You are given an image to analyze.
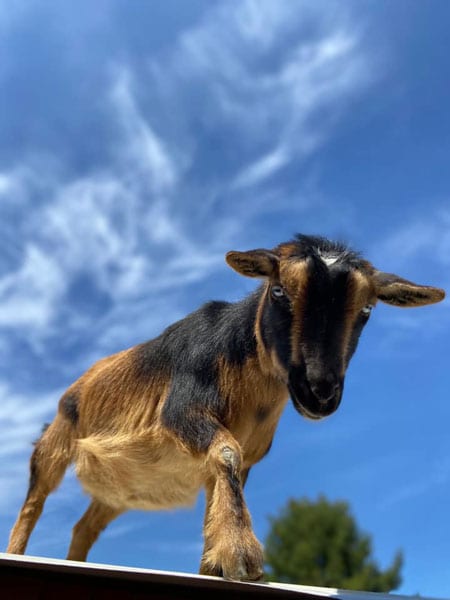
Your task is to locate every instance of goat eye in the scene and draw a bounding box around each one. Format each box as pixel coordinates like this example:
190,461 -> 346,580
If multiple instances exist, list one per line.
361,304 -> 374,316
271,285 -> 285,299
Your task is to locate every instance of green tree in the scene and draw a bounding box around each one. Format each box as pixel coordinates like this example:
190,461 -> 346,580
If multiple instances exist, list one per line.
265,496 -> 403,592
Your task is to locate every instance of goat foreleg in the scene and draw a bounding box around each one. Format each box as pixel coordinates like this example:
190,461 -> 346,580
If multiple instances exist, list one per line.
199,432 -> 263,581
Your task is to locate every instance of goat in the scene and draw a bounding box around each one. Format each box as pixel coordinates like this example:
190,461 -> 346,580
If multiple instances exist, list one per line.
7,234 -> 445,581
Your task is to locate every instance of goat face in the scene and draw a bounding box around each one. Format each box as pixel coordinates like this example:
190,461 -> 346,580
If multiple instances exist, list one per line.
226,235 -> 445,421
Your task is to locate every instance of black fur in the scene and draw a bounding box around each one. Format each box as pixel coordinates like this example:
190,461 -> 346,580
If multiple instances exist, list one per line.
225,462 -> 245,523
163,373 -> 223,453
377,290 -> 428,305
255,405 -> 270,423
346,312 -> 370,364
61,391 -> 80,425
133,338 -> 172,381
281,234 -> 366,270
138,235 -> 370,448
134,293 -> 260,453
301,261 -> 350,375
275,238 -> 371,418
259,287 -> 292,370
25,450 -> 39,501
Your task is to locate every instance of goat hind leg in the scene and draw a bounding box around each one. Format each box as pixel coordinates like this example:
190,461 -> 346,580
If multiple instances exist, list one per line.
67,499 -> 122,561
7,417 -> 73,554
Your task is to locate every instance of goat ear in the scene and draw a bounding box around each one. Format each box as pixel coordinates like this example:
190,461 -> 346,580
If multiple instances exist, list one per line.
226,249 -> 279,279
373,271 -> 445,307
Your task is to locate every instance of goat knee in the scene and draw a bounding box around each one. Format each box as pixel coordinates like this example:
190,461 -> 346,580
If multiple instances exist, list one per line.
207,436 -> 243,478
220,445 -> 241,472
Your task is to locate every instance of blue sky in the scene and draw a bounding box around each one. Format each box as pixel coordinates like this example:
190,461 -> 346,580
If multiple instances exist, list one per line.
1,0 -> 449,596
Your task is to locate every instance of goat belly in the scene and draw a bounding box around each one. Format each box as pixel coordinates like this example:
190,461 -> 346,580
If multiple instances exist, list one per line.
74,435 -> 204,511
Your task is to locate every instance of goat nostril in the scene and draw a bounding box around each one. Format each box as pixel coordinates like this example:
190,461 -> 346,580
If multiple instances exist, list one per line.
311,380 -> 338,404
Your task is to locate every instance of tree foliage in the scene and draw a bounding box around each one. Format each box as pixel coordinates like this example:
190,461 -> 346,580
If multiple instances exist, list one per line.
265,496 -> 403,592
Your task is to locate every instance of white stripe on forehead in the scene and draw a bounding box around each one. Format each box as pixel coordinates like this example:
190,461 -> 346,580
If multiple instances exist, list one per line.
316,248 -> 342,267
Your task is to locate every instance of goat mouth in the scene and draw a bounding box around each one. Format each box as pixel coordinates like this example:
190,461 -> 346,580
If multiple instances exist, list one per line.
288,383 -> 341,421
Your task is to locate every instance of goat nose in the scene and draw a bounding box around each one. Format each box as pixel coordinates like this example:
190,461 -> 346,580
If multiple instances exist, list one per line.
310,380 -> 339,404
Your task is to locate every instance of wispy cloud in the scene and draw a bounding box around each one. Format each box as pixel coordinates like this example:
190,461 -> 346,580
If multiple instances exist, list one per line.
0,380 -> 60,515
232,146 -> 289,190
0,245 -> 64,330
110,69 -> 178,194
374,207 -> 450,273
0,0 -> 373,347
362,207 -> 450,353
0,0 -> 378,542
152,1 -> 372,194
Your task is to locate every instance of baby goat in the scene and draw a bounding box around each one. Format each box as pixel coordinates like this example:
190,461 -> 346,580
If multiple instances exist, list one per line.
7,235 -> 445,580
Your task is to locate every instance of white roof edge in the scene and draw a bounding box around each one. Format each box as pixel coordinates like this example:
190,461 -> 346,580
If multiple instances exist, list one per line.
0,553 -> 442,600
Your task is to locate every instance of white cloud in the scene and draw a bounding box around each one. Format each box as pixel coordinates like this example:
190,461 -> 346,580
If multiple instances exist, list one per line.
0,244 -> 64,329
110,69 -> 178,194
355,205 -> 449,359
0,381 -> 60,512
0,382 -> 57,442
0,0 -> 379,525
0,172 -> 21,198
41,175 -> 140,294
374,208 -> 450,270
232,0 -> 299,48
232,146 -> 288,189
151,0 -> 372,197
0,78 -> 225,344
0,0 -> 379,353
369,208 -> 450,344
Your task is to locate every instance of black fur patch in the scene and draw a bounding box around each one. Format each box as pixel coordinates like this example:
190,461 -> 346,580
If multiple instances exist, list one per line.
279,234 -> 366,270
259,290 -> 292,370
377,291 -> 426,305
300,260 -> 350,375
25,451 -> 38,501
226,462 -> 245,523
135,293 -> 261,453
201,296 -> 259,366
255,405 -> 270,423
346,312 -> 370,364
162,373 -> 223,453
61,391 -> 80,425
133,338 -> 172,382
140,294 -> 258,370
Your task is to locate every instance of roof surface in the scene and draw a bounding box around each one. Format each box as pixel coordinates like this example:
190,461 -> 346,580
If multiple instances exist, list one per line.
0,553 -> 441,600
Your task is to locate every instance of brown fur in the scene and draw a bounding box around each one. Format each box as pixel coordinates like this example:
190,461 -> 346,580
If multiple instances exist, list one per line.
7,345 -> 287,576
7,237 -> 445,581
200,433 -> 264,580
341,270 -> 377,371
254,285 -> 277,376
7,415 -> 74,555
218,355 -> 288,468
279,261 -> 309,365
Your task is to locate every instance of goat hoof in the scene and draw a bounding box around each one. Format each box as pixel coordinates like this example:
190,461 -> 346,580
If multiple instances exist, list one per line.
223,557 -> 264,582
200,548 -> 264,582
222,536 -> 265,582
